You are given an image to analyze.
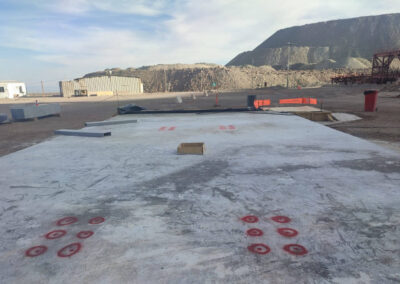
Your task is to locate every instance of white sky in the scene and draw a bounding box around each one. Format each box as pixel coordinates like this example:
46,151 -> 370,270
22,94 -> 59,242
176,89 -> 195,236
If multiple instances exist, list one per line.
1,0 -> 400,91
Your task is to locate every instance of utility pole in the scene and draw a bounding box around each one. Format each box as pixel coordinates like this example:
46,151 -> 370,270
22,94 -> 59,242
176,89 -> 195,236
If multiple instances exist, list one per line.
41,80 -> 45,96
164,69 -> 167,92
287,42 -> 291,89
107,70 -> 120,108
200,69 -> 203,92
107,70 -> 113,95
251,58 -> 254,89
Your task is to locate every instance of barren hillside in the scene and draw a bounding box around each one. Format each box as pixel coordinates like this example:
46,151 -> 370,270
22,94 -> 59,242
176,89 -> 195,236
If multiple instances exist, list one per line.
227,13 -> 400,69
84,64 -> 343,93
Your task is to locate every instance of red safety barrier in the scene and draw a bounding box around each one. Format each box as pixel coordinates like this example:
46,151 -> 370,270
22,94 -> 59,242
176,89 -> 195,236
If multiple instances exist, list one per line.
254,99 -> 271,108
279,98 -> 317,105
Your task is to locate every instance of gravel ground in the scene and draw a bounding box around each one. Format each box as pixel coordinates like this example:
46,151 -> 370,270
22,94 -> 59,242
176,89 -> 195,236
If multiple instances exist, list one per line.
1,85 -> 399,157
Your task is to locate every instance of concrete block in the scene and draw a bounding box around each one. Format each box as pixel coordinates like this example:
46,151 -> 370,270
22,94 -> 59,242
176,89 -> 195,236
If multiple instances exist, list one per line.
10,104 -> 61,120
54,129 -> 111,137
0,113 -> 8,124
177,143 -> 205,155
295,111 -> 335,122
247,95 -> 256,108
331,113 -> 361,122
85,119 -> 137,127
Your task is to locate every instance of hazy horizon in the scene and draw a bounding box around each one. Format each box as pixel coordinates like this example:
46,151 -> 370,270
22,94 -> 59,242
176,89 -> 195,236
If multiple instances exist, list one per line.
1,0 -> 400,92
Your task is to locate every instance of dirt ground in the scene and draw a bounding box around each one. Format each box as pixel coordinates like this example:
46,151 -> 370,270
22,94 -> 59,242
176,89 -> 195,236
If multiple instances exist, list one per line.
1,86 -> 399,157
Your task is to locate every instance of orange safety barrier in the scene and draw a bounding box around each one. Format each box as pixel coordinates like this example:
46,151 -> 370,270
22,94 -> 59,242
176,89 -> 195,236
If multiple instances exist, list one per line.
308,98 -> 318,105
279,98 -> 318,105
254,99 -> 271,108
279,98 -> 303,104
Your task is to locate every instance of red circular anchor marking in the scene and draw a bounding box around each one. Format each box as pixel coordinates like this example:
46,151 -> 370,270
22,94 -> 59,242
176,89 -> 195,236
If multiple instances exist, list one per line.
246,228 -> 264,237
88,217 -> 105,224
277,228 -> 298,238
25,246 -> 47,257
283,244 -> 308,256
45,230 -> 67,240
241,215 -> 259,223
56,217 -> 78,226
271,216 -> 291,224
77,231 -> 94,239
57,243 -> 82,257
248,243 -> 271,255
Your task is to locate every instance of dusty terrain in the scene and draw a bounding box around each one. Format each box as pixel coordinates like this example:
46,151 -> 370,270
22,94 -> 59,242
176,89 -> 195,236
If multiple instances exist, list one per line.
85,64 -> 341,92
0,86 -> 399,157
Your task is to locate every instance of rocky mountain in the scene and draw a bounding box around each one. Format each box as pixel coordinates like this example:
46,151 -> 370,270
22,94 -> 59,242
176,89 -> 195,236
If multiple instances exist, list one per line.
227,13 -> 400,70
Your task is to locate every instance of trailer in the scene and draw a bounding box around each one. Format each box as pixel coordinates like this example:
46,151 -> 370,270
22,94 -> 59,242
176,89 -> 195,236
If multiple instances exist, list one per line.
0,81 -> 27,99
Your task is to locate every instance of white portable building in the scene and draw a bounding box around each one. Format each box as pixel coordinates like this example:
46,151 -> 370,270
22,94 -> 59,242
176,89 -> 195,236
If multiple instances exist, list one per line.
0,81 -> 27,99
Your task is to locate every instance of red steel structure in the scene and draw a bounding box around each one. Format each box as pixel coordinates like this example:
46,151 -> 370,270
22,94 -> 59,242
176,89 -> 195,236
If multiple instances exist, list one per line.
332,50 -> 400,85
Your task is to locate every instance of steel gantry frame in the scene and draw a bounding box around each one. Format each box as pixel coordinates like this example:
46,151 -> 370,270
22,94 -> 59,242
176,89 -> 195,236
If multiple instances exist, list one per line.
332,49 -> 400,85
371,50 -> 400,79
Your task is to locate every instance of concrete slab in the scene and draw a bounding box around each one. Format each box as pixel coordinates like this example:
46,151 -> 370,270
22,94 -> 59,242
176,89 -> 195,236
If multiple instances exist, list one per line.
331,113 -> 362,123
379,92 -> 400,98
10,103 -> 61,121
322,113 -> 362,126
263,106 -> 334,121
0,113 -> 9,124
369,139 -> 400,155
295,111 -> 334,122
85,119 -> 137,127
54,129 -> 111,137
264,106 -> 322,112
0,112 -> 399,283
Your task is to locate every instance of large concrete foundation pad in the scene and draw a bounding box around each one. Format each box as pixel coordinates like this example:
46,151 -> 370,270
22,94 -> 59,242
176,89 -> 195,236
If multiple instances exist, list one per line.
0,112 -> 399,283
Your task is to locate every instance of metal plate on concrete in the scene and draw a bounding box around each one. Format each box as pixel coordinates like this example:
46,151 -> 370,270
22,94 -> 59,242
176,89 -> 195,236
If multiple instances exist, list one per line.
54,129 -> 111,137
85,119 -> 137,127
0,112 -> 399,283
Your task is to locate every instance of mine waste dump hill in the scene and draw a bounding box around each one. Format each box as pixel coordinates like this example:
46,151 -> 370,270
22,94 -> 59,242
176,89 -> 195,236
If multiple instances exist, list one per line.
84,64 -> 342,93
227,13 -> 400,70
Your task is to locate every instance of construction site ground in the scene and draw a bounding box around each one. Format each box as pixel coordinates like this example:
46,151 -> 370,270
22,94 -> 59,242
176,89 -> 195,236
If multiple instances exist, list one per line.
1,111 -> 399,283
1,85 -> 400,157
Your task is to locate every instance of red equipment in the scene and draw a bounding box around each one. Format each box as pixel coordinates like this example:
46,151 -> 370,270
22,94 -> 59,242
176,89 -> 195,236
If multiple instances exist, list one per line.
364,90 -> 378,112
